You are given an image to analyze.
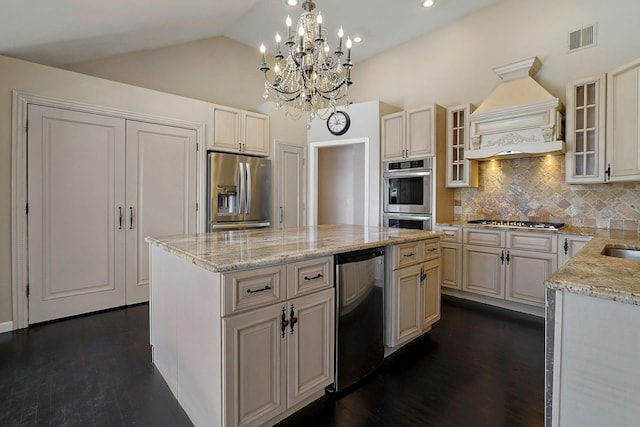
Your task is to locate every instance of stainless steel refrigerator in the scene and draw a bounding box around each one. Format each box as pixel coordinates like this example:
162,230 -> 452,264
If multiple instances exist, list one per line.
207,152 -> 271,230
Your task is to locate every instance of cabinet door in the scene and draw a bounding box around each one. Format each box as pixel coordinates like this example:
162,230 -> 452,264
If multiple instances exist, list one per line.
211,105 -> 241,152
440,242 -> 462,290
421,263 -> 440,330
125,121 -> 197,304
243,111 -> 270,156
223,303 -> 286,426
558,235 -> 592,267
388,263 -> 423,347
446,104 -> 478,188
565,75 -> 606,183
607,58 -> 640,182
406,106 -> 435,158
463,244 -> 505,298
27,105 -> 126,324
381,111 -> 406,161
287,289 -> 335,408
505,249 -> 557,306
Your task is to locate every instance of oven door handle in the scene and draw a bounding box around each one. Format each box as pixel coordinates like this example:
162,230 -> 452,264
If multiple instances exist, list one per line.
384,214 -> 432,221
383,171 -> 431,179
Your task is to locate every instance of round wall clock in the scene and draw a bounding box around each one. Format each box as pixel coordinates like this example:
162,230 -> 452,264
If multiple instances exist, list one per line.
327,111 -> 351,136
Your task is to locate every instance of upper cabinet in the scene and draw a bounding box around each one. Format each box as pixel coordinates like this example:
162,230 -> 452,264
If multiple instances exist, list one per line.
446,104 -> 478,188
606,57 -> 640,182
566,57 -> 640,183
209,104 -> 270,157
381,105 -> 444,162
565,75 -> 607,183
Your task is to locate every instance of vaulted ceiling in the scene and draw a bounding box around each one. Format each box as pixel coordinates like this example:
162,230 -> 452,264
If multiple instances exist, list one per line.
0,0 -> 499,67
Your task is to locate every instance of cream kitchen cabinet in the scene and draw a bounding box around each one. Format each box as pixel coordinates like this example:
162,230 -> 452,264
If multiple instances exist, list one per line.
385,238 -> 441,350
566,57 -> 640,183
150,250 -> 334,427
27,105 -> 197,323
462,229 -> 557,307
446,104 -> 478,188
381,105 -> 445,161
606,57 -> 640,181
565,74 -> 607,183
558,234 -> 592,267
223,288 -> 334,426
209,104 -> 270,156
439,226 -> 462,290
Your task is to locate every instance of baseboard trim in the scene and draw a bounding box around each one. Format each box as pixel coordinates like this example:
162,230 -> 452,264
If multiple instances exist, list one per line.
0,320 -> 14,334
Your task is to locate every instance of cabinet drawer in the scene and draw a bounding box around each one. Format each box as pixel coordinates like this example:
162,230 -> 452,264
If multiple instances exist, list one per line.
440,227 -> 461,243
423,240 -> 441,261
507,232 -> 557,253
393,241 -> 425,269
287,256 -> 334,298
222,265 -> 286,316
463,228 -> 505,247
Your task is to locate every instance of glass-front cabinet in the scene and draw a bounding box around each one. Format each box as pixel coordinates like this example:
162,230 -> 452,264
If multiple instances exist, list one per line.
446,104 -> 478,188
565,74 -> 606,183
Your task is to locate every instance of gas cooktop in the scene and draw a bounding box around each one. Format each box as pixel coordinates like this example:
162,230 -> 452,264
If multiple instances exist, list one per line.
466,219 -> 565,230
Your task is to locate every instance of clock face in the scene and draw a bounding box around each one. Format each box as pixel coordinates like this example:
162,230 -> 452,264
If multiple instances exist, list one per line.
327,111 -> 350,136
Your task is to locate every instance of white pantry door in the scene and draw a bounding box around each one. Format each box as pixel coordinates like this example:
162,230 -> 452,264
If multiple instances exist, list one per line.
27,105 -> 126,323
125,121 -> 197,304
275,142 -> 306,228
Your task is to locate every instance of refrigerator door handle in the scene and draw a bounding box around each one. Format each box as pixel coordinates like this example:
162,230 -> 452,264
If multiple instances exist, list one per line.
245,163 -> 252,214
237,162 -> 245,214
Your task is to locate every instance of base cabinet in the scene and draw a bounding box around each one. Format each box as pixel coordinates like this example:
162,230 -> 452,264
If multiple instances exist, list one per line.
461,229 -> 558,308
150,248 -> 334,427
223,289 -> 334,426
558,234 -> 592,267
385,239 -> 441,350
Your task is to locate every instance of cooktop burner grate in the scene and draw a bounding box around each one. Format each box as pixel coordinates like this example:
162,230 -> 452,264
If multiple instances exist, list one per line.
466,219 -> 565,229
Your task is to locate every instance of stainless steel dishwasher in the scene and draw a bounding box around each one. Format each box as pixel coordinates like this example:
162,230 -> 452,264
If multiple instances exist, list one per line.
329,247 -> 385,393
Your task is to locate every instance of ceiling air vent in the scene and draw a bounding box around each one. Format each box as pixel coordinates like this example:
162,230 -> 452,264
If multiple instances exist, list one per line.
568,24 -> 597,52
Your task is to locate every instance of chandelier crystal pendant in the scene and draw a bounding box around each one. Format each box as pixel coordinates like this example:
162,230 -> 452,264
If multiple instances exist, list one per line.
259,0 -> 353,129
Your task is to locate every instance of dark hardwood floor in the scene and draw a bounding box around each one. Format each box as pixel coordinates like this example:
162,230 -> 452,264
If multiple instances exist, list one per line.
0,296 -> 544,427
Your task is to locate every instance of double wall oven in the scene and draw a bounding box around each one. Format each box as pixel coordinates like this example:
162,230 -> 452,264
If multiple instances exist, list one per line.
382,158 -> 433,230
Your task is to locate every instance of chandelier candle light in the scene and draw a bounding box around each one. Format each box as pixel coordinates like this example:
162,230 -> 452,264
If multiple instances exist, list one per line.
259,0 -> 353,128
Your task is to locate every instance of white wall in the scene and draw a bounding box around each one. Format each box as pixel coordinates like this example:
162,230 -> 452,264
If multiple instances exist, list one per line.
65,36 -> 266,111
351,0 -> 640,109
0,54 -> 210,324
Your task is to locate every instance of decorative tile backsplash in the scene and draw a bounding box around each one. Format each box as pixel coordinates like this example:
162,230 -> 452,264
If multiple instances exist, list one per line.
454,155 -> 640,230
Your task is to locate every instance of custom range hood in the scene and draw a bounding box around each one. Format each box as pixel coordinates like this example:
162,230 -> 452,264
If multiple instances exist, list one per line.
467,57 -> 565,160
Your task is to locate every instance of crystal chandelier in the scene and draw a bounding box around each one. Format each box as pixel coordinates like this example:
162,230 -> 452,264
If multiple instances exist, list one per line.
259,0 -> 353,129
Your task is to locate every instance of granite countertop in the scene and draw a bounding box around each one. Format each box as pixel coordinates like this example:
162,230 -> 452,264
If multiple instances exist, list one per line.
545,230 -> 640,305
146,224 -> 442,273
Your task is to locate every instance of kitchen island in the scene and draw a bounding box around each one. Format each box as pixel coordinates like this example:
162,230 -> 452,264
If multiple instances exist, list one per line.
146,224 -> 441,427
544,229 -> 640,427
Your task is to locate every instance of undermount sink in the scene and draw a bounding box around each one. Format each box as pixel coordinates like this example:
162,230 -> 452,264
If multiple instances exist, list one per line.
601,245 -> 640,260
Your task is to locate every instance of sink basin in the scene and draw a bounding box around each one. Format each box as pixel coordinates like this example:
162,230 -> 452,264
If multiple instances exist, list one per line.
601,245 -> 640,260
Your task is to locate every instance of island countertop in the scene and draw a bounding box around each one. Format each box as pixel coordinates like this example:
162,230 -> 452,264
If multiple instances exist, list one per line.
146,224 -> 442,273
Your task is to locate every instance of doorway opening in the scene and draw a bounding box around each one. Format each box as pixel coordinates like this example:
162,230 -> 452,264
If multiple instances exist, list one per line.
308,138 -> 370,226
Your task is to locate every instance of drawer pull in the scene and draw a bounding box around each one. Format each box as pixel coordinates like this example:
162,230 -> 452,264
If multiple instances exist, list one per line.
304,273 -> 323,281
427,247 -> 438,252
403,252 -> 415,257
444,232 -> 455,237
246,285 -> 271,294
